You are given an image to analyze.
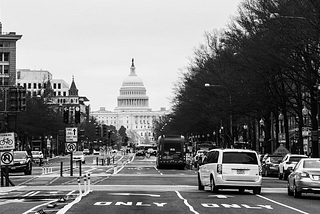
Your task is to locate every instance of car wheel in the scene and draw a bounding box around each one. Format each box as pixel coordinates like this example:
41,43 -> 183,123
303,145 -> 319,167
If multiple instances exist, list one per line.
278,170 -> 283,180
239,188 -> 245,193
253,187 -> 261,194
293,182 -> 302,198
287,183 -> 294,196
24,163 -> 32,175
210,176 -> 218,193
198,173 -> 204,190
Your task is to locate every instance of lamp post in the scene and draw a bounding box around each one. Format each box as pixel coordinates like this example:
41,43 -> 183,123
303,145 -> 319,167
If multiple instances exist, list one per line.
302,106 -> 309,155
278,113 -> 284,149
205,83 -> 233,148
259,118 -> 265,154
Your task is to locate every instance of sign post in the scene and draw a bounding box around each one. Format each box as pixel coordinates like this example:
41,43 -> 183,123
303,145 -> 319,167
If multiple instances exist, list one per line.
65,127 -> 78,176
0,132 -> 15,187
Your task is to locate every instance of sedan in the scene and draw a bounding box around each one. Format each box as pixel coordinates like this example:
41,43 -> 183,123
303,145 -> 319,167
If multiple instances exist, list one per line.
262,155 -> 283,177
8,151 -> 32,175
287,158 -> 320,198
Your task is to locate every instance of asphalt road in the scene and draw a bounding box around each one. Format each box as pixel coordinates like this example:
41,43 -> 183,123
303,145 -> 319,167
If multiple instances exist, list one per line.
1,153 -> 320,214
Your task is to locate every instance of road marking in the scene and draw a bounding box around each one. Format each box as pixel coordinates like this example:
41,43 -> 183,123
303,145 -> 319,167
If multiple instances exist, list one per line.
109,193 -> 161,197
175,191 -> 199,214
256,194 -> 309,214
208,194 -> 234,199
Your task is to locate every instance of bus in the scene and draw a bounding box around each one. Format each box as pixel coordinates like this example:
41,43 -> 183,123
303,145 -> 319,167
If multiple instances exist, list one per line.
156,135 -> 186,169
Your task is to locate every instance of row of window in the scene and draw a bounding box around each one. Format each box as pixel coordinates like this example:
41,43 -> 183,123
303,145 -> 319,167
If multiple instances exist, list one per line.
18,82 -> 62,90
0,53 -> 9,61
120,91 -> 146,95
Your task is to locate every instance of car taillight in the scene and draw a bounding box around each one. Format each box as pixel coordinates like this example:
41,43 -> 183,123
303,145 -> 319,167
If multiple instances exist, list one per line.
217,164 -> 222,174
297,172 -> 310,180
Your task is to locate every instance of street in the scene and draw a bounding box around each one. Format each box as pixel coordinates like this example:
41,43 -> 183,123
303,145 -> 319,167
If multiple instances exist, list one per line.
1,153 -> 319,214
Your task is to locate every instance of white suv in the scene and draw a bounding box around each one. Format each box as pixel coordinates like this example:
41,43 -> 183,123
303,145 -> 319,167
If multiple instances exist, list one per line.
278,154 -> 307,180
198,149 -> 262,194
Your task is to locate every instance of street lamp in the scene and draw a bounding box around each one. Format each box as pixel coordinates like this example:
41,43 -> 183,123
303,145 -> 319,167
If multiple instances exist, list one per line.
205,83 -> 233,148
270,13 -> 306,20
278,113 -> 284,147
259,118 -> 265,154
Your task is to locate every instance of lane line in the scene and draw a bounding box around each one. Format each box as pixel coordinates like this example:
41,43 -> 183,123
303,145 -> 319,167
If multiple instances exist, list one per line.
175,191 -> 199,214
256,194 -> 309,214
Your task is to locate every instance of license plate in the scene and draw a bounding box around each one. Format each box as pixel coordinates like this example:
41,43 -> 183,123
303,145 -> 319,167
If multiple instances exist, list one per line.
237,169 -> 245,174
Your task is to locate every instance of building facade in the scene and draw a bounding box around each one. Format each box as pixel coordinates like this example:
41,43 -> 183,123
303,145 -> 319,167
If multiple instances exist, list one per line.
91,59 -> 168,144
0,22 -> 22,87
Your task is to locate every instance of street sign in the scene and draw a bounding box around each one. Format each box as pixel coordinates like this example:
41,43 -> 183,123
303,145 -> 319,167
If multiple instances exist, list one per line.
0,132 -> 15,151
0,150 -> 14,166
66,143 -> 76,152
66,127 -> 78,142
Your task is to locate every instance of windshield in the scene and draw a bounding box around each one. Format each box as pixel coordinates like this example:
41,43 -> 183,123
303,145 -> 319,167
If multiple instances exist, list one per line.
14,152 -> 27,159
269,156 -> 282,163
74,151 -> 83,155
223,152 -> 258,164
289,156 -> 307,162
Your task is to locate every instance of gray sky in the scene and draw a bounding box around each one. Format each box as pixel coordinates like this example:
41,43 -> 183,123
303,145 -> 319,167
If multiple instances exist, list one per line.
1,0 -> 242,112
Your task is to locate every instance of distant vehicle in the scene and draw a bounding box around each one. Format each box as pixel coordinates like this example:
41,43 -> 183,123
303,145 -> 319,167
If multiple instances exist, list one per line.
83,149 -> 90,155
136,149 -> 145,156
93,150 -> 99,155
31,150 -> 44,166
156,135 -> 186,169
279,154 -> 308,180
198,148 -> 262,194
147,148 -> 157,156
287,158 -> 320,198
193,150 -> 206,167
262,155 -> 283,177
8,151 -> 32,175
73,151 -> 85,164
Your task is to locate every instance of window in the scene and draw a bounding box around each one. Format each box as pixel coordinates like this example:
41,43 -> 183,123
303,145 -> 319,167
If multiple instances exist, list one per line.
58,83 -> 61,89
53,83 -> 56,89
3,65 -> 9,74
33,83 -> 37,89
28,83 -> 31,89
222,152 -> 258,164
207,151 -> 219,163
38,83 -> 42,89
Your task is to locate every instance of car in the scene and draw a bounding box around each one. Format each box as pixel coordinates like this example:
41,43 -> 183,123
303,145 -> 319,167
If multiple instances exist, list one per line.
93,149 -> 99,155
83,149 -> 90,155
278,154 -> 308,180
147,148 -> 157,156
262,155 -> 283,177
198,148 -> 262,194
136,149 -> 145,156
31,150 -> 44,165
73,151 -> 85,164
8,151 -> 32,175
193,150 -> 206,167
287,158 -> 320,198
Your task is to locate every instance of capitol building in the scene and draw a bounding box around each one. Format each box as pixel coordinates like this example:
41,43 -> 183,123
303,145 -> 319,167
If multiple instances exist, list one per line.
91,59 -> 169,145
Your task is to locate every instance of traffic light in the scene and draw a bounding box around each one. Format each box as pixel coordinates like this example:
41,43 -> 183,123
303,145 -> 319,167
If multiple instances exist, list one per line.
102,124 -> 107,137
63,106 -> 69,124
18,87 -> 27,111
8,87 -> 18,111
75,106 -> 80,124
95,125 -> 101,137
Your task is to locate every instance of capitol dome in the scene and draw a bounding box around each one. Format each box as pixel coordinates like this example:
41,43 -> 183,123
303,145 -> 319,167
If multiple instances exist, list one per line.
115,59 -> 151,112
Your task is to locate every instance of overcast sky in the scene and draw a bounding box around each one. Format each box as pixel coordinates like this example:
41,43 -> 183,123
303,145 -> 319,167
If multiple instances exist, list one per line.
1,0 -> 242,112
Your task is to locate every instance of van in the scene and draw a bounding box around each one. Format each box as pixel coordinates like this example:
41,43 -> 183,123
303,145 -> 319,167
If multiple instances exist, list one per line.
198,148 -> 262,194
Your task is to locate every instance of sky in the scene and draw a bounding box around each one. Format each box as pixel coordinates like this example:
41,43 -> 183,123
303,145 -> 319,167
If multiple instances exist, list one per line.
1,0 -> 243,112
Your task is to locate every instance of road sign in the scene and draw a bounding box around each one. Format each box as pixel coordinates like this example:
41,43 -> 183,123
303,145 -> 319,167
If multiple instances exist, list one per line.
0,150 -> 14,165
0,132 -> 15,151
66,143 -> 76,152
66,127 -> 78,142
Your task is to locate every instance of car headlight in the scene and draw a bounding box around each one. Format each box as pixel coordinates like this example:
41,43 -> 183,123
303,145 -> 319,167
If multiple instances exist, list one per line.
20,160 -> 26,164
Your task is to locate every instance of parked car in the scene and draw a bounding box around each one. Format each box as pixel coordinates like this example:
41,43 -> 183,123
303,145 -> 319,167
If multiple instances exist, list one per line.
193,150 -> 206,167
73,151 -> 85,164
31,151 -> 44,166
8,151 -> 32,175
278,154 -> 308,180
136,149 -> 145,156
93,149 -> 99,155
287,158 -> 320,198
262,155 -> 283,177
147,148 -> 157,156
198,148 -> 262,194
83,149 -> 90,155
